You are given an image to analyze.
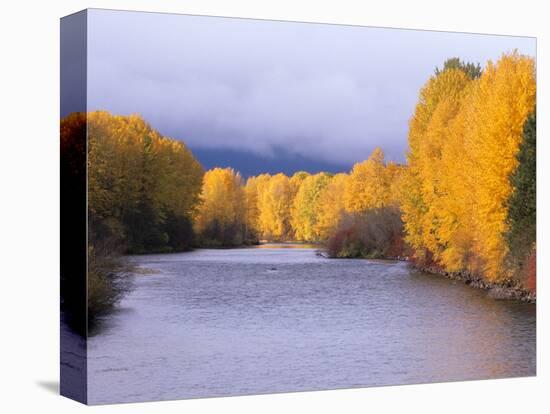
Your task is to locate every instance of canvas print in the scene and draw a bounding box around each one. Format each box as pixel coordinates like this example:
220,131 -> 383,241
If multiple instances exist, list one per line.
60,9 -> 537,405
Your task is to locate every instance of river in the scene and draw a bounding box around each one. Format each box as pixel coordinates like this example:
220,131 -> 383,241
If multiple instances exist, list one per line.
87,247 -> 536,404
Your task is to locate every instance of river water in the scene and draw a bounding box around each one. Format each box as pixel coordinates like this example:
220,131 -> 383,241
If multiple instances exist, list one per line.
87,247 -> 536,404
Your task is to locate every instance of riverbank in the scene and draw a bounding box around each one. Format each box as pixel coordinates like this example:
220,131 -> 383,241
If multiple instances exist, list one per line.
407,262 -> 536,303
321,249 -> 536,303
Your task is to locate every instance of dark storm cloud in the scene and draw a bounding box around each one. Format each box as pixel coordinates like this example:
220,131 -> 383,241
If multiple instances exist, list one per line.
87,9 -> 535,168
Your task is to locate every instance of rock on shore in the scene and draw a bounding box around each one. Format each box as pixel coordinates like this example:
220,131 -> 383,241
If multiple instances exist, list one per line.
417,265 -> 536,303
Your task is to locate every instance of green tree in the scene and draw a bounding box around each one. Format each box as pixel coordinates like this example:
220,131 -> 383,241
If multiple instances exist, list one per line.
435,57 -> 482,79
506,111 -> 536,269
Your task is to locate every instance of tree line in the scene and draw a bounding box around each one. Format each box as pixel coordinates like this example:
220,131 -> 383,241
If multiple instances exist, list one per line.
86,111 -> 204,254
194,148 -> 405,249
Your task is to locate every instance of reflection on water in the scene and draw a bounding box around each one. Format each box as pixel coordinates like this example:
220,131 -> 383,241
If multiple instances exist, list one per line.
88,248 -> 536,404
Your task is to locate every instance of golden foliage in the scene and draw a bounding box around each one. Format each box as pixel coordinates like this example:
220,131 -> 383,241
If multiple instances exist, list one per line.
200,149 -> 403,244
291,173 -> 332,241
467,53 -> 536,280
257,173 -> 293,240
244,174 -> 271,240
316,173 -> 349,240
402,69 -> 471,260
401,52 -> 536,281
84,111 -> 204,251
386,162 -> 406,207
87,111 -> 204,221
195,167 -> 246,244
344,147 -> 390,212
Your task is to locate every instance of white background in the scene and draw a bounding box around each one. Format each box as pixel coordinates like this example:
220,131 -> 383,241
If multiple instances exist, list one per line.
0,0 -> 548,412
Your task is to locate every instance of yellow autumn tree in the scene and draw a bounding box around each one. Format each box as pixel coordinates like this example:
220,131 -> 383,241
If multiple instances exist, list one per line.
316,173 -> 348,240
244,173 -> 271,241
419,69 -> 471,259
435,82 -> 479,272
85,110 -> 203,252
401,68 -> 471,262
291,173 -> 332,241
344,147 -> 389,212
195,167 -> 246,246
467,52 -> 536,280
289,171 -> 310,198
386,162 -> 406,207
257,173 -> 293,240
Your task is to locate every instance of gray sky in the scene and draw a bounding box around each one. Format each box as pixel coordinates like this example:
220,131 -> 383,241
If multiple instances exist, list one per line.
87,9 -> 535,173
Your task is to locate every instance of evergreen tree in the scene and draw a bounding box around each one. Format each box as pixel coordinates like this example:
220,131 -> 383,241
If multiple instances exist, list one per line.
506,111 -> 536,266
435,57 -> 482,79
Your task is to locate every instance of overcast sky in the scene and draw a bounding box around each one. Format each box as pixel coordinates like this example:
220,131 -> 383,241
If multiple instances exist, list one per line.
87,9 -> 535,175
